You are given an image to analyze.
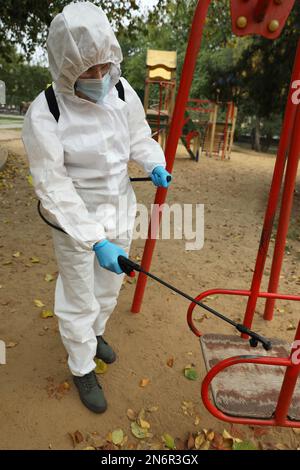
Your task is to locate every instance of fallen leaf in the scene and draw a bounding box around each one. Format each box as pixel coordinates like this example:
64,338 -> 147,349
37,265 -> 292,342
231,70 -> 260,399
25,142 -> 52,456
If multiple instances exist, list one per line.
13,252 -> 21,258
119,435 -> 128,448
167,357 -> 174,368
275,443 -> 291,450
194,433 -> 206,450
30,256 -> 40,264
94,358 -> 108,374
40,310 -> 54,319
139,378 -> 150,388
131,422 -> 150,440
126,409 -> 137,421
87,434 -> 106,449
174,438 -> 185,450
27,175 -> 34,186
62,382 -> 70,391
199,440 -> 211,450
187,433 -> 195,450
222,429 -> 242,449
112,429 -> 124,446
138,418 -> 151,430
137,408 -> 145,422
233,441 -> 257,450
45,274 -> 55,282
184,366 -> 198,381
211,432 -> 224,450
34,299 -> 45,308
83,447 -> 96,451
162,433 -> 175,450
3,261 -> 12,266
69,430 -> 84,447
6,342 -> 18,348
194,416 -> 201,426
149,441 -> 163,450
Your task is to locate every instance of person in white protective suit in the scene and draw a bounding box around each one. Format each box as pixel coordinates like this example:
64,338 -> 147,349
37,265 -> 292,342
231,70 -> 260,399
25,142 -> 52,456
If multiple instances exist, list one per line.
22,1 -> 172,413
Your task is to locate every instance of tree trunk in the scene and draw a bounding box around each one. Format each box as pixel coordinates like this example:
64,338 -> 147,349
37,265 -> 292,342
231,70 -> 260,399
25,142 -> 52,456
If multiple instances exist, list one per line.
252,118 -> 261,152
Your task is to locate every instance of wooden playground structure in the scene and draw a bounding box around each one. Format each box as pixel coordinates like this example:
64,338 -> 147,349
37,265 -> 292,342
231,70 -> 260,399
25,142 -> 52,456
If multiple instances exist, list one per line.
143,49 -> 177,150
143,50 -> 238,160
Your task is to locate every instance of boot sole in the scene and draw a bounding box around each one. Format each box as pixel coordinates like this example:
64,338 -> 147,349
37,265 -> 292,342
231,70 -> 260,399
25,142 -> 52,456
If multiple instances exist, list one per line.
80,395 -> 108,414
95,353 -> 117,364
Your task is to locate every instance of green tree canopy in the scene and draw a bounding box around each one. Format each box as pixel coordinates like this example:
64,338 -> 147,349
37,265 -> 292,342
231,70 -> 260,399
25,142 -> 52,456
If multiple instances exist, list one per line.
0,0 -> 139,58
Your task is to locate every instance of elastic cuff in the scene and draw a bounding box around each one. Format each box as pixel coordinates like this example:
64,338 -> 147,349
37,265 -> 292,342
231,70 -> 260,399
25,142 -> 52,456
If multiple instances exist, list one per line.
93,239 -> 108,251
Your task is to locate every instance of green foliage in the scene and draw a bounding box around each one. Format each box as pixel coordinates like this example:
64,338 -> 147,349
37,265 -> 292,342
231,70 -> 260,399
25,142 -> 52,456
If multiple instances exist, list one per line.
0,49 -> 51,105
0,0 -> 139,57
1,0 -> 298,146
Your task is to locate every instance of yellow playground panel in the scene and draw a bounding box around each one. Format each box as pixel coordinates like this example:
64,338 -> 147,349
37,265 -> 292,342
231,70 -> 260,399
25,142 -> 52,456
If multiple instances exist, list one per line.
144,49 -> 177,150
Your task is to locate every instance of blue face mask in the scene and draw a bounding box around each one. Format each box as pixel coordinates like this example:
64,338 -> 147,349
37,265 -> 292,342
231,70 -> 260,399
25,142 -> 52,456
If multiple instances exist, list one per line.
76,73 -> 111,103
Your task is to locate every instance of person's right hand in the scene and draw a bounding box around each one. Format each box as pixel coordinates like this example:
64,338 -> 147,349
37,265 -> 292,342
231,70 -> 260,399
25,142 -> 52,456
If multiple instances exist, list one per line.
93,240 -> 128,274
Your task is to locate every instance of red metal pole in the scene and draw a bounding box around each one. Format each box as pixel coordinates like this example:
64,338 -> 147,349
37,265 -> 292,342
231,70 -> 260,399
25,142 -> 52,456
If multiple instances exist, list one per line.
264,104 -> 300,320
131,0 -> 212,313
274,321 -> 300,424
242,41 -> 300,332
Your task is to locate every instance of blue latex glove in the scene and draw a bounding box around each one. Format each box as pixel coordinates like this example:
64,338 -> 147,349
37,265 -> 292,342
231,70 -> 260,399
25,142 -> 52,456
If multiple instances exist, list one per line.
93,240 -> 127,274
151,166 -> 172,188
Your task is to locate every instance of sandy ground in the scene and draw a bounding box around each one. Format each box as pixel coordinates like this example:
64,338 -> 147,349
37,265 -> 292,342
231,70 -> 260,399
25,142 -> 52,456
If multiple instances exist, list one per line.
0,129 -> 300,450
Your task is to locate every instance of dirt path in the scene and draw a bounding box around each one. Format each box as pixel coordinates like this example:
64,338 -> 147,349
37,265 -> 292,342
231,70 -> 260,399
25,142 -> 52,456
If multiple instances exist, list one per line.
0,130 -> 299,450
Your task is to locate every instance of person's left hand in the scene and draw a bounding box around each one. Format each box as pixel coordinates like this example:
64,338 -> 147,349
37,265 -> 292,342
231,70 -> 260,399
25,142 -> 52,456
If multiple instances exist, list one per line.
151,166 -> 172,188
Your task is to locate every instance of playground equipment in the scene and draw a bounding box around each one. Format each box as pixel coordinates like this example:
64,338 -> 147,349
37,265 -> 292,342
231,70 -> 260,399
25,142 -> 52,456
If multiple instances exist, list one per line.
131,0 -> 300,427
181,99 -> 237,160
144,49 -> 177,149
144,49 -> 237,159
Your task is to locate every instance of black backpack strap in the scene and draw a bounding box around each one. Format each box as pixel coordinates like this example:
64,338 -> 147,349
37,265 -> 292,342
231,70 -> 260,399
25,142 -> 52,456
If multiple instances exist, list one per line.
45,85 -> 60,122
115,80 -> 125,102
45,81 -> 125,123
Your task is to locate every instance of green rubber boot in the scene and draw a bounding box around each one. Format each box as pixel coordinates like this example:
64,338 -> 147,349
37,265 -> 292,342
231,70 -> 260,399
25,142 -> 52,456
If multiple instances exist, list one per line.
96,336 -> 117,364
73,371 -> 107,413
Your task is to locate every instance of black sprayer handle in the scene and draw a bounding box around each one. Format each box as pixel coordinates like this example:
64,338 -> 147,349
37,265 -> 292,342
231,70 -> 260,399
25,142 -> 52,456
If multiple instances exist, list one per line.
130,176 -> 172,183
236,324 -> 272,351
118,256 -> 141,277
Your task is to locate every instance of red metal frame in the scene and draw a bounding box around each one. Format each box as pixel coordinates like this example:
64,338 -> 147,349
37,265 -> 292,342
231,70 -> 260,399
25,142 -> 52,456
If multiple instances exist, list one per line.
242,40 -> 300,329
131,0 -> 300,427
230,0 -> 295,39
187,289 -> 300,338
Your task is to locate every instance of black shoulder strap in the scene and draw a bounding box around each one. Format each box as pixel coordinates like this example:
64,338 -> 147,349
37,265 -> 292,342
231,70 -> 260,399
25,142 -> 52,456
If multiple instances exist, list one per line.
45,80 -> 125,123
45,85 -> 60,122
115,80 -> 125,102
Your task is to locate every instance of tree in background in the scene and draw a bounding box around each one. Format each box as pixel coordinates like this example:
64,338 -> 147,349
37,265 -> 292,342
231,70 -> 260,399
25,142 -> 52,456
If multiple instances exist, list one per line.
0,0 -> 139,58
1,0 -> 299,152
0,48 -> 52,108
0,0 -> 139,106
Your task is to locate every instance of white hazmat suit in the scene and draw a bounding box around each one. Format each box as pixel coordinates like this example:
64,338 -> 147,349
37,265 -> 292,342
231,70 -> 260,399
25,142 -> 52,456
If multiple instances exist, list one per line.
22,1 -> 166,376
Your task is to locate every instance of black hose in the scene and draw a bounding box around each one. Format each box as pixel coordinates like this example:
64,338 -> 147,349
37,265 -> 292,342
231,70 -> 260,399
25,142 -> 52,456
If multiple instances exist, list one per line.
37,175 -> 171,233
